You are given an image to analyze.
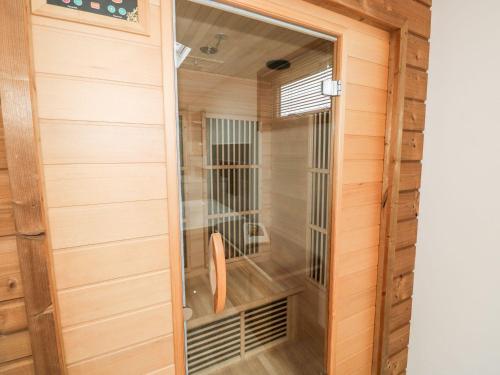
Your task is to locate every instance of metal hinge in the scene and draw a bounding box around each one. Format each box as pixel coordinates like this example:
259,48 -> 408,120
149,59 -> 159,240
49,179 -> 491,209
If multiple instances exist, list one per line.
322,79 -> 342,97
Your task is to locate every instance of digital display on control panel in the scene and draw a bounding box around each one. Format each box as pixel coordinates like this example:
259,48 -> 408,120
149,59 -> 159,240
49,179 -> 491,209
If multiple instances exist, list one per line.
47,0 -> 139,22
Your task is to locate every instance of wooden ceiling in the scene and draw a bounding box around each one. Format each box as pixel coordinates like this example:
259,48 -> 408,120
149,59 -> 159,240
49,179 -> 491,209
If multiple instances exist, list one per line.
175,0 -> 328,79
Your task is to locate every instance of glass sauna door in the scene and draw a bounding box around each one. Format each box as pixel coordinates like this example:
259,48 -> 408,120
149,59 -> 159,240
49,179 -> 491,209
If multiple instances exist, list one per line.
175,1 -> 335,373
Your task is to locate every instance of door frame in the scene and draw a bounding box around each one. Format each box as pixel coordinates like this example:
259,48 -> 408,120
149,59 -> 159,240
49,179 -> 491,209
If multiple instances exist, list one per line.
162,1 -> 408,375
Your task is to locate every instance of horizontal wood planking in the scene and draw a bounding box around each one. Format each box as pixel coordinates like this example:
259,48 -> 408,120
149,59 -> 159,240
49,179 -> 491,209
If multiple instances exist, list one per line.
394,246 -> 416,277
44,164 -> 167,207
406,34 -> 429,70
399,162 -> 422,191
58,270 -> 171,327
392,273 -> 414,304
29,2 -> 173,371
66,335 -> 173,375
63,303 -> 173,364
398,191 -> 420,221
339,226 -> 380,254
342,182 -> 383,208
396,219 -> 418,249
0,238 -> 23,302
48,200 -> 168,249
386,347 -> 409,375
344,135 -> 385,160
337,246 -> 379,277
335,345 -> 372,375
31,3 -> 162,47
0,300 -> 27,335
404,100 -> 426,131
345,110 -> 386,137
346,84 -> 388,114
341,204 -> 381,232
0,173 -> 15,236
53,236 -> 169,289
347,30 -> 390,67
405,68 -> 428,101
343,160 -> 384,184
337,307 -> 376,343
401,131 -> 424,161
389,299 -> 413,332
346,56 -> 389,90
32,24 -> 162,86
388,324 -> 410,356
40,121 -> 165,164
36,75 -> 164,124
0,331 -> 32,363
0,357 -> 34,374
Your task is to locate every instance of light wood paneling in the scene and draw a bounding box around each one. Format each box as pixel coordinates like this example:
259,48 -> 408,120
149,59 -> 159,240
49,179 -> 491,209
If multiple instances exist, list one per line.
346,84 -> 387,114
48,200 -> 168,249
29,2 -> 172,371
344,135 -> 385,160
58,270 -> 171,327
407,34 -> 429,70
342,182 -> 383,208
347,56 -> 389,90
53,236 -> 169,289
63,303 -> 173,364
0,358 -> 34,375
0,331 -> 32,363
66,335 -> 174,375
345,110 -> 386,137
0,300 -> 28,335
36,75 -> 163,124
405,68 -> 428,101
44,164 -> 167,207
404,99 -> 426,131
40,121 -> 165,165
32,25 -> 162,86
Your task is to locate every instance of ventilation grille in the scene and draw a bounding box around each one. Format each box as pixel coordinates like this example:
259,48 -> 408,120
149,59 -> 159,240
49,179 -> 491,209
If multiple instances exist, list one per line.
244,298 -> 288,352
307,111 -> 331,287
279,67 -> 333,117
187,298 -> 289,373
187,314 -> 241,374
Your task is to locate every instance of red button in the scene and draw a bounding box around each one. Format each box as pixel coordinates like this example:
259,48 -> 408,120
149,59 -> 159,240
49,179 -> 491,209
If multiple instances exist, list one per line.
90,2 -> 100,9
112,0 -> 123,3
62,0 -> 70,3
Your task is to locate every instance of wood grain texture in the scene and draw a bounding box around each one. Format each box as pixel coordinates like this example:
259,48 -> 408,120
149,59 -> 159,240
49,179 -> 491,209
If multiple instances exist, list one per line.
404,99 -> 426,131
401,131 -> 424,161
394,246 -> 416,277
58,270 -> 171,327
0,330 -> 32,363
0,300 -> 28,335
53,236 -> 169,289
0,357 -> 35,375
48,200 -> 168,249
66,335 -> 174,375
0,0 -> 64,372
398,191 -> 420,221
407,34 -> 429,70
63,303 -> 173,364
405,68 -> 428,101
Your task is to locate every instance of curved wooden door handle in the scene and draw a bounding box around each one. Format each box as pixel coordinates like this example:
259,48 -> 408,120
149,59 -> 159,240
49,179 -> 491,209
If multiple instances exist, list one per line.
209,233 -> 226,314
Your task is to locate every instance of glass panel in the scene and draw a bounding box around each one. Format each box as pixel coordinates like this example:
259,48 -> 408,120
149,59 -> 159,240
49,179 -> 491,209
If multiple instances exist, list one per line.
175,1 -> 335,373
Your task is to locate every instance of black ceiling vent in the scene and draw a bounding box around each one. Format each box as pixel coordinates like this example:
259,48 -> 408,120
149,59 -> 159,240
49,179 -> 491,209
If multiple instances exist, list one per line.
266,59 -> 291,70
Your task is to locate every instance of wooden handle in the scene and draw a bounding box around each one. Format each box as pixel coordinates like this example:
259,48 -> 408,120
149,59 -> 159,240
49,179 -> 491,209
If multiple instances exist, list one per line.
209,233 -> 226,314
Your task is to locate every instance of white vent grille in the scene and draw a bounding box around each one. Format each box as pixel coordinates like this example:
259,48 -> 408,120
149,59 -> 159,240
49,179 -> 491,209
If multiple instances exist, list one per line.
244,298 -> 288,352
187,314 -> 241,373
279,68 -> 333,117
307,111 -> 331,287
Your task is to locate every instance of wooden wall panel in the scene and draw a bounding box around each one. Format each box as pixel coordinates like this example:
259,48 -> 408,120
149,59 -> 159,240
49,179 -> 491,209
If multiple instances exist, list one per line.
29,1 -> 175,372
0,50 -> 34,371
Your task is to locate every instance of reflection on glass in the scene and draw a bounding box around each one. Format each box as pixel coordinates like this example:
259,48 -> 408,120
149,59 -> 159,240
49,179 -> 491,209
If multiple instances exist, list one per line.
175,1 -> 334,373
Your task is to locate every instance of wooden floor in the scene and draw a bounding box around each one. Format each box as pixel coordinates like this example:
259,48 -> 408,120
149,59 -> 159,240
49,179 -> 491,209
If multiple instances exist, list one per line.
207,339 -> 325,375
185,258 -> 303,328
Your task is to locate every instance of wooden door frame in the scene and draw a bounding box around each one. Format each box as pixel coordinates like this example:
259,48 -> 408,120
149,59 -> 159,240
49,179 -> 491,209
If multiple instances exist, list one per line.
163,1 -> 408,375
0,1 -> 66,374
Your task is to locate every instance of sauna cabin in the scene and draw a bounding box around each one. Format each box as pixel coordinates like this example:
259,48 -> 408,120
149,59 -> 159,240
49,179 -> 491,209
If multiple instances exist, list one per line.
0,0 -> 430,374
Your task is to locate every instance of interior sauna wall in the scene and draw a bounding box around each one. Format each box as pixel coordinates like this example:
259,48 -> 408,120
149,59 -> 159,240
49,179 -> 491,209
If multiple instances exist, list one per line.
29,1 -> 174,373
